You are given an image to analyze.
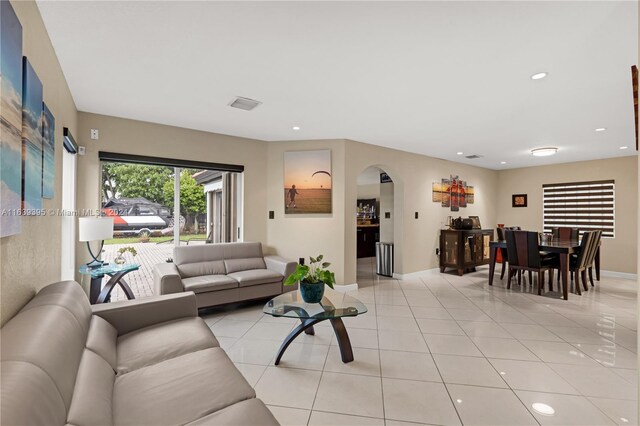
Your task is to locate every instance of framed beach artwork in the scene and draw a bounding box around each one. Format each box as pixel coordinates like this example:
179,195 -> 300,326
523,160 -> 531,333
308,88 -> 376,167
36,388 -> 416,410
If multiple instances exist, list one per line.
0,1 -> 23,237
42,102 -> 55,199
284,150 -> 332,214
22,57 -> 44,211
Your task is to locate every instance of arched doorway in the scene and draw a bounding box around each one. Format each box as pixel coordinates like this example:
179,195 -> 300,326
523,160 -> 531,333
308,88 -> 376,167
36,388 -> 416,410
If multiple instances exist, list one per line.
355,166 -> 396,286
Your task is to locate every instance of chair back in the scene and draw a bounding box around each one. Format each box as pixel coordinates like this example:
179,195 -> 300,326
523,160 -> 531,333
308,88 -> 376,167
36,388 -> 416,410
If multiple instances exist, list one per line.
552,227 -> 578,241
505,230 -> 542,268
496,227 -> 505,241
575,231 -> 597,269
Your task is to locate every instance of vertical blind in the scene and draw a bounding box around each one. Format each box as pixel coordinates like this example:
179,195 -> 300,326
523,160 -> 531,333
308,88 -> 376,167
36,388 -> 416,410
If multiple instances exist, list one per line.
542,180 -> 615,238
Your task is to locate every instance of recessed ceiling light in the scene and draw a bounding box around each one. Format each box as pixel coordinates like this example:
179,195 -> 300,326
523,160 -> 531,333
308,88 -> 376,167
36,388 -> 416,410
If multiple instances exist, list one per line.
456,152 -> 464,155
619,146 -> 628,150
500,161 -> 507,164
532,403 -> 555,416
292,126 -> 301,131
595,128 -> 607,132
530,72 -> 548,80
531,147 -> 558,157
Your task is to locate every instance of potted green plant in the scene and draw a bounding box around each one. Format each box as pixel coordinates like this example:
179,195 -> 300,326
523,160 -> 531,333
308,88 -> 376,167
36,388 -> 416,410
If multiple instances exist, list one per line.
114,246 -> 137,265
284,255 -> 335,303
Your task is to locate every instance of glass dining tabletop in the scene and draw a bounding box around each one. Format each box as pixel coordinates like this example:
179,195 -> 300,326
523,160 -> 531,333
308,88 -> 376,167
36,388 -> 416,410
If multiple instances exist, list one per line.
263,288 -> 368,320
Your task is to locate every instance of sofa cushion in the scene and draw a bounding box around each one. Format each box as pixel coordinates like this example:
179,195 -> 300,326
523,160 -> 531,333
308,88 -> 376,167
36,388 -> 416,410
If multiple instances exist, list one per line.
67,349 -> 115,426
0,360 -> 67,426
185,399 -> 279,426
86,315 -> 118,370
113,348 -> 255,426
117,317 -> 219,374
227,269 -> 284,288
225,257 -> 267,274
222,242 -> 264,259
183,275 -> 238,294
174,244 -> 226,278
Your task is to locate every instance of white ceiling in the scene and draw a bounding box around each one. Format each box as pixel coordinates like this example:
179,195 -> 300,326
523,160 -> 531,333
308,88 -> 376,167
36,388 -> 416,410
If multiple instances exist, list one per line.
37,1 -> 638,169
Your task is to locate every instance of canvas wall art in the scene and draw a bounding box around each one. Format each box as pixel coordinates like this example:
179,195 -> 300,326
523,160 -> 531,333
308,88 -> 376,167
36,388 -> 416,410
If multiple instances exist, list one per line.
432,175 -> 475,211
21,57 -> 43,211
42,102 -> 55,199
0,1 -> 23,237
284,150 -> 332,214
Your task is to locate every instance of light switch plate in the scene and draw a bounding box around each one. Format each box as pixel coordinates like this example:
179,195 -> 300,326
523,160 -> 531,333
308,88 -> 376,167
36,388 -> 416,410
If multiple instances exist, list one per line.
90,129 -> 99,140
78,146 -> 86,155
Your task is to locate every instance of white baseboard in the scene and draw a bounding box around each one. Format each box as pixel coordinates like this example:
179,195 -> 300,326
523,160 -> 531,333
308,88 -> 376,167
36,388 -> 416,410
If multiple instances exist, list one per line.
392,268 -> 440,280
600,270 -> 638,281
334,283 -> 358,292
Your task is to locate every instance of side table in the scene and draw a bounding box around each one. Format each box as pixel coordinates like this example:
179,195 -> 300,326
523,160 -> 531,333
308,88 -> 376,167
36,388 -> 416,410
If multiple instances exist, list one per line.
79,263 -> 139,304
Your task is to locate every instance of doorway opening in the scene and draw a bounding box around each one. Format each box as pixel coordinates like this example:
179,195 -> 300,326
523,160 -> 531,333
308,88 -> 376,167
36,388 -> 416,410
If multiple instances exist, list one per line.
356,166 -> 394,285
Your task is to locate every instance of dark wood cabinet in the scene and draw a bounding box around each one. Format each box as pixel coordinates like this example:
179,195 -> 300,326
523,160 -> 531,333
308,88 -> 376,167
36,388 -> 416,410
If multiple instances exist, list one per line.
439,229 -> 493,276
357,226 -> 379,258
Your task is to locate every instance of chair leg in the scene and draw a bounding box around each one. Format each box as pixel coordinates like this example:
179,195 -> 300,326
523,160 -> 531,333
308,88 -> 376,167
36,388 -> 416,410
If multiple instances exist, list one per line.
574,269 -> 582,296
517,270 -> 522,286
581,270 -> 589,291
528,271 -> 533,287
588,267 -> 595,287
507,268 -> 513,289
557,268 -> 560,283
537,271 -> 542,295
500,260 -> 506,280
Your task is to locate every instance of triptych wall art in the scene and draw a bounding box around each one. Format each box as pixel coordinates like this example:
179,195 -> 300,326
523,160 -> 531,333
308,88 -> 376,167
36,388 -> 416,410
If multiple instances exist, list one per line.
432,175 -> 474,212
0,1 -> 56,237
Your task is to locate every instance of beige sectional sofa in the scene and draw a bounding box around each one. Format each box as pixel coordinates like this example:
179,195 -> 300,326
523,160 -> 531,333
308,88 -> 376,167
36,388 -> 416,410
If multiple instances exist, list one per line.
0,281 -> 279,426
153,242 -> 297,308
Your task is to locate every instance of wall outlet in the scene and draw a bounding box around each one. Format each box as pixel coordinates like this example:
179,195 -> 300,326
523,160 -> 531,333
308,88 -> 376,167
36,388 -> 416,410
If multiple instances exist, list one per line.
435,248 -> 440,255
385,212 -> 391,219
90,129 -> 99,140
268,210 -> 274,219
415,211 -> 419,219
78,146 -> 86,155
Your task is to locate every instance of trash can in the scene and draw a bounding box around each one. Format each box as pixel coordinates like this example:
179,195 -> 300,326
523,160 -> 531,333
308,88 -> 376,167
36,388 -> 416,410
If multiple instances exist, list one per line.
376,242 -> 394,277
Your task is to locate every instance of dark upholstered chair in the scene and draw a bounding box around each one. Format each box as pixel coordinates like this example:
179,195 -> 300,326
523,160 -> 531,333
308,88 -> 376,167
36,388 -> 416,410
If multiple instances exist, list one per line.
505,230 -> 554,295
552,227 -> 579,241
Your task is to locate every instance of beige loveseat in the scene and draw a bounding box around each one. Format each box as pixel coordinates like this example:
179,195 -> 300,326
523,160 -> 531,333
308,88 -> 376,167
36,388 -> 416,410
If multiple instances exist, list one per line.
0,281 -> 279,426
153,242 -> 297,309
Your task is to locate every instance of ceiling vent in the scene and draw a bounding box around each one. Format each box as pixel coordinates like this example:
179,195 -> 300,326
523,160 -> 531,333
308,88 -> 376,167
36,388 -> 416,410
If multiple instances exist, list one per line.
228,97 -> 262,111
465,154 -> 483,159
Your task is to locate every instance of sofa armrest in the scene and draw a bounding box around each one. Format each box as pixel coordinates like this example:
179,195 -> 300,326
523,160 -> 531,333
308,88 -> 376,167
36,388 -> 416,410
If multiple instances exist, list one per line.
264,255 -> 298,292
153,262 -> 184,295
91,292 -> 197,335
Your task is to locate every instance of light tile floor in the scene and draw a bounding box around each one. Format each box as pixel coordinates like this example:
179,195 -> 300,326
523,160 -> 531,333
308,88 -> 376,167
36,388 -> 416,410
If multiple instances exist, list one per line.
200,258 -> 638,426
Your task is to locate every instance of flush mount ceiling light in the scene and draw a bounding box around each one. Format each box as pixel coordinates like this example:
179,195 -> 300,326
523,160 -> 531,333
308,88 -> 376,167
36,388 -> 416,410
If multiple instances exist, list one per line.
531,147 -> 558,157
531,403 -> 555,416
500,161 -> 507,164
292,126 -> 301,131
595,127 -> 607,132
620,146 -> 629,150
530,72 -> 548,80
456,152 -> 464,155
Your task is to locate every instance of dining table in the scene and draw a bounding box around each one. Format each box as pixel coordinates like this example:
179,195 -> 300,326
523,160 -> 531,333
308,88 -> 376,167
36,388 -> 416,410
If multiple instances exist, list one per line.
488,239 -> 601,300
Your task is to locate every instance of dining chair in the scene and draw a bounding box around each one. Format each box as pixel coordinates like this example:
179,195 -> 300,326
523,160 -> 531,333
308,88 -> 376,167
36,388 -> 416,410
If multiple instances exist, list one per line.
550,230 -> 599,294
552,227 -> 579,241
583,230 -> 602,287
505,230 -> 554,295
496,226 -> 523,281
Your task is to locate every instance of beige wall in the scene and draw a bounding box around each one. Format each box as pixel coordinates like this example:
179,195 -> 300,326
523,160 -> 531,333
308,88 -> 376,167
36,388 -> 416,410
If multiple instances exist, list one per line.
496,156 -> 638,274
0,1 -> 78,325
76,112 -> 270,269
264,140 -> 347,282
344,140 -> 501,284
356,184 -> 380,200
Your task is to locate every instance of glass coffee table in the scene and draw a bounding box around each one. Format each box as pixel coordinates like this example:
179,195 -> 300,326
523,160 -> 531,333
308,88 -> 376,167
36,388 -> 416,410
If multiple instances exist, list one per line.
263,289 -> 368,365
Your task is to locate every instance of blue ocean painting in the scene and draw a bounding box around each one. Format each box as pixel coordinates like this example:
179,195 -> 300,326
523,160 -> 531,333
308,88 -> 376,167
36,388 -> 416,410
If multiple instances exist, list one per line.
42,103 -> 55,199
0,1 -> 23,237
21,58 -> 43,211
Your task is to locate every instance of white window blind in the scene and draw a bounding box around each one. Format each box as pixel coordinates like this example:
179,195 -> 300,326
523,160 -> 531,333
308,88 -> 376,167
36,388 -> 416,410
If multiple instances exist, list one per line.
542,180 -> 615,238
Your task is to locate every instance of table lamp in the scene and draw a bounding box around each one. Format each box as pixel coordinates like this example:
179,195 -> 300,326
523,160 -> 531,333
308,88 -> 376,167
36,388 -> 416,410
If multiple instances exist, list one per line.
79,217 -> 114,267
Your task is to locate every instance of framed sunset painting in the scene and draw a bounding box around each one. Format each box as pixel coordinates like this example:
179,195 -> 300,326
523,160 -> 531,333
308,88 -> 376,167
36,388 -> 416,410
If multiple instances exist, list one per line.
284,150 -> 332,214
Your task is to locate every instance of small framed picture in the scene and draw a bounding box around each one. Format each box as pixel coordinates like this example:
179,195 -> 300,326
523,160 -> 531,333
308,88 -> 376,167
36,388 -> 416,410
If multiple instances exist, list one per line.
512,194 -> 528,208
469,216 -> 481,229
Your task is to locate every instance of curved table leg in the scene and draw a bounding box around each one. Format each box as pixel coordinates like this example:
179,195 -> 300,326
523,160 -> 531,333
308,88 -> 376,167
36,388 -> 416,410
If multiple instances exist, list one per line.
97,271 -> 129,304
117,277 -> 135,300
330,318 -> 354,363
275,318 -> 323,365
